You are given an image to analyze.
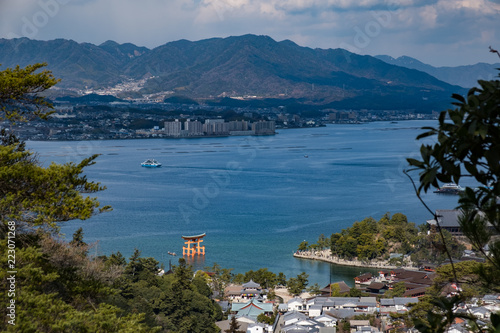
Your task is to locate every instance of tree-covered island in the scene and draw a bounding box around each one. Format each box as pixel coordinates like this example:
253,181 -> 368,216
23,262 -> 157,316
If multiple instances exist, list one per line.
295,212 -> 466,268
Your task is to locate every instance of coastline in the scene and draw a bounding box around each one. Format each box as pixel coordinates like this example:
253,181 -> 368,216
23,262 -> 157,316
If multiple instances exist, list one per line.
293,250 -> 419,271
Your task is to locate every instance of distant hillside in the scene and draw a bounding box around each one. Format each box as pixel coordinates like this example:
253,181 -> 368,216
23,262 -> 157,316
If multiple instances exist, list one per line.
0,35 -> 466,110
375,55 -> 500,88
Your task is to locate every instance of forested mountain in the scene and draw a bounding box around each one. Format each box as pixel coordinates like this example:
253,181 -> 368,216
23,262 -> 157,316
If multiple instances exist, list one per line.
0,35 -> 466,110
375,54 -> 500,88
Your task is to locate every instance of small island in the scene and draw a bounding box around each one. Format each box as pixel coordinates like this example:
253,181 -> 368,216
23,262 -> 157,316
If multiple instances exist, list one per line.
294,213 -> 468,270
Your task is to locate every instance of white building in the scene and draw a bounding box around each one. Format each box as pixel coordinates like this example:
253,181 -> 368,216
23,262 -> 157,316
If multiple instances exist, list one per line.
164,119 -> 182,137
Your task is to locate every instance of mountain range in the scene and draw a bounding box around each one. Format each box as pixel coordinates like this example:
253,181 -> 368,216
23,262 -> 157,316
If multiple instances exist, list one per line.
375,55 -> 500,88
0,34 -> 486,110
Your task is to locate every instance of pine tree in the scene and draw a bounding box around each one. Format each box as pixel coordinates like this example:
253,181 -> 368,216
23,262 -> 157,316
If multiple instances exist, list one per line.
225,316 -> 245,333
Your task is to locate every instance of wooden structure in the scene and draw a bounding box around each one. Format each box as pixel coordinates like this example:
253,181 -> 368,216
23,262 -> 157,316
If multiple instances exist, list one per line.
182,233 -> 206,256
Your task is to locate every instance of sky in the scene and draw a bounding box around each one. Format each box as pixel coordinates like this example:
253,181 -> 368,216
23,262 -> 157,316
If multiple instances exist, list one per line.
0,0 -> 499,67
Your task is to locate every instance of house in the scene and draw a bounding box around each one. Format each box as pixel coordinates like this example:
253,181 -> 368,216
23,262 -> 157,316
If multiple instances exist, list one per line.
314,314 -> 337,327
357,297 -> 378,313
427,209 -> 495,236
325,308 -> 356,319
320,281 -> 351,296
215,317 -> 250,332
241,280 -> 266,299
379,297 -> 418,314
247,322 -> 272,333
426,209 -> 463,236
470,306 -> 491,320
355,273 -> 373,284
308,304 -> 323,318
288,297 -> 307,312
224,280 -> 268,300
402,286 -> 427,298
380,269 -> 435,298
231,298 -> 274,320
280,317 -> 326,333
365,282 -> 388,295
280,323 -> 316,332
482,294 -> 500,305
282,311 -> 308,327
350,320 -> 371,333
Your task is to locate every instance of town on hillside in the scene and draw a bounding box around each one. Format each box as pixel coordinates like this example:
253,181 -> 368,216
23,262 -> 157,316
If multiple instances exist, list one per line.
211,269 -> 499,333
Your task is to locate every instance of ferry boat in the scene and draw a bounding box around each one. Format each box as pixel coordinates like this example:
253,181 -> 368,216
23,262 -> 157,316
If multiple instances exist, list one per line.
141,159 -> 162,168
434,183 -> 464,195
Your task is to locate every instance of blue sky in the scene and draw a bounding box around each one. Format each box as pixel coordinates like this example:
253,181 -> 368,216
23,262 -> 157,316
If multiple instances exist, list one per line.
0,0 -> 499,67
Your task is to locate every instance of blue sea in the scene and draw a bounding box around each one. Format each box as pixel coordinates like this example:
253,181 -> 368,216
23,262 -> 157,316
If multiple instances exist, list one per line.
27,120 -> 462,287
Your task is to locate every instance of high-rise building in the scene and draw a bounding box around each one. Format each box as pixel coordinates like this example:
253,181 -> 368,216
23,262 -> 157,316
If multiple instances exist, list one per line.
204,119 -> 229,135
252,121 -> 276,135
164,119 -> 182,137
185,119 -> 203,136
227,120 -> 249,132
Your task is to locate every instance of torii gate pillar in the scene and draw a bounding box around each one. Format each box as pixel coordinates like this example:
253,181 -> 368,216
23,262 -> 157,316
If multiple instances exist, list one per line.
182,233 -> 206,256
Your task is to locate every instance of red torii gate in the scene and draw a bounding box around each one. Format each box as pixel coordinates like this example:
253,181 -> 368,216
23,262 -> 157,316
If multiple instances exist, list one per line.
182,233 -> 206,256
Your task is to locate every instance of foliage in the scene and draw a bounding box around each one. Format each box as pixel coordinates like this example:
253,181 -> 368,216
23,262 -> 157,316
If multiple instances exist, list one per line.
0,131 -> 110,233
206,262 -> 234,299
0,232 -> 153,332
384,282 -> 406,298
312,213 -> 462,265
257,311 -> 276,325
241,268 -> 277,289
286,272 -> 309,296
225,316 -> 245,333
406,67 -> 500,332
307,283 -> 322,295
103,256 -> 222,332
0,63 -> 221,332
0,63 -> 59,122
298,240 -> 309,251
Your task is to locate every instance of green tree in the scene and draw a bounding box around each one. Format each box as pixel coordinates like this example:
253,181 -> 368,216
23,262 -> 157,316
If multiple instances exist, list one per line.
225,316 -> 245,333
307,283 -> 322,295
349,287 -> 363,297
257,312 -> 276,325
0,64 -> 156,332
384,282 -> 406,298
277,272 -> 287,286
0,63 -> 59,122
329,283 -> 342,297
406,62 -> 500,332
286,272 -> 309,296
70,227 -> 86,247
330,233 -> 341,256
298,240 -> 309,251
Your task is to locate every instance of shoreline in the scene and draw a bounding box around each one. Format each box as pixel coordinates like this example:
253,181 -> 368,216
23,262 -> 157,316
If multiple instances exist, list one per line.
293,250 -> 419,271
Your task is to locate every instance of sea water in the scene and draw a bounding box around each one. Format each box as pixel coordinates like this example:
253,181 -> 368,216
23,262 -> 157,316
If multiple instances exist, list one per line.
27,120 -> 462,287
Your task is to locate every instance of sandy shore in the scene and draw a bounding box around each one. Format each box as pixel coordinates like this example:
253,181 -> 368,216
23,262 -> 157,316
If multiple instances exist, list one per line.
293,250 -> 418,270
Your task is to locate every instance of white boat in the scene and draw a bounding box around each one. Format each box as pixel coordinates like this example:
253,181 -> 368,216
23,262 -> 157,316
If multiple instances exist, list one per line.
434,183 -> 464,194
141,159 -> 162,168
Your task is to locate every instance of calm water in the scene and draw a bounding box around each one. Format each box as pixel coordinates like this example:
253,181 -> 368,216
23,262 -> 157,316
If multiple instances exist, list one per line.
27,121 -> 461,287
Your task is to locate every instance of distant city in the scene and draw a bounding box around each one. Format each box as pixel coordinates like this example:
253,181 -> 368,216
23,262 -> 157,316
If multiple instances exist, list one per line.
3,98 -> 439,141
